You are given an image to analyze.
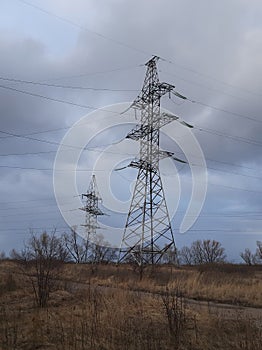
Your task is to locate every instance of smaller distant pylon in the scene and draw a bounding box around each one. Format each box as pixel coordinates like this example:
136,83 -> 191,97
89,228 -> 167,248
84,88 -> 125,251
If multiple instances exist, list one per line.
80,175 -> 104,242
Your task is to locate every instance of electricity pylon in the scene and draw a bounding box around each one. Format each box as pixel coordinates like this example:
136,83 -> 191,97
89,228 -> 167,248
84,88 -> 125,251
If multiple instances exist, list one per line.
80,175 -> 104,242
119,56 -> 180,266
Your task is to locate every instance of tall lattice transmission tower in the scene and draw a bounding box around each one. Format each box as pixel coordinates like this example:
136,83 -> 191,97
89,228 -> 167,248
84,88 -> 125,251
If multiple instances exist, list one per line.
119,56 -> 186,266
80,175 -> 104,243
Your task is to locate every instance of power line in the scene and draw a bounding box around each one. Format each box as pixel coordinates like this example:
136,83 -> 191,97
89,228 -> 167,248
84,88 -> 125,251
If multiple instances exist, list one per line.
1,120 -> 262,186
1,216 -> 65,223
182,229 -> 262,233
0,128 -> 125,151
15,0 -> 262,100
1,81 -> 261,153
163,169 -> 262,193
184,213 -> 262,218
0,195 -> 80,206
164,59 -> 262,99
0,209 -> 64,218
0,128 -> 76,149
0,130 -> 135,158
195,125 -> 262,147
2,73 -> 261,127
0,226 -> 260,233
170,94 -> 262,125
190,99 -> 262,125
1,132 -> 262,182
1,118 -> 261,149
0,85 -> 261,149
168,171 -> 262,194
173,148 -> 262,174
0,74 -> 261,146
41,65 -> 144,83
0,75 -> 139,92
1,156 -> 262,187
0,127 -> 70,140
0,201 -> 72,211
16,0 -> 149,57
204,156 -> 262,173
161,69 -> 255,103
3,72 -> 261,126
120,154 -> 262,181
2,215 -> 261,229
0,165 -> 108,171
1,130 -> 262,171
0,83 -> 101,110
0,210 -> 74,219
0,225 -> 70,232
165,165 -> 262,183
198,165 -> 262,181
0,201 -> 260,215
0,82 -> 136,127
1,205 -> 260,217
208,181 -> 262,194
2,211 -> 261,220
0,86 -> 261,187
0,197 -> 55,205
0,150 -> 57,156
2,162 -> 262,193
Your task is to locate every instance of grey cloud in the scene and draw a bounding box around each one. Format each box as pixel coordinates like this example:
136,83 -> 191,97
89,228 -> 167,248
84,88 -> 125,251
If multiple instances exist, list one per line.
0,0 -> 261,258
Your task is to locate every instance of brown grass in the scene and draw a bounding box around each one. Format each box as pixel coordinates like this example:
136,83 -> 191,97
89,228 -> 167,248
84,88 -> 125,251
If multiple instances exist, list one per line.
59,263 -> 262,307
0,260 -> 261,349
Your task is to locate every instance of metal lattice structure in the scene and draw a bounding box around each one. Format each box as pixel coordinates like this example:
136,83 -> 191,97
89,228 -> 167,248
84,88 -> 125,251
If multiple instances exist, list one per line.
80,175 -> 104,242
119,56 -> 178,266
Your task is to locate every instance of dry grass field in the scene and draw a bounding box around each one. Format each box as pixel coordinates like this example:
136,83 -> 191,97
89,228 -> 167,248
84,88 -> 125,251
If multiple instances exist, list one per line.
0,261 -> 261,349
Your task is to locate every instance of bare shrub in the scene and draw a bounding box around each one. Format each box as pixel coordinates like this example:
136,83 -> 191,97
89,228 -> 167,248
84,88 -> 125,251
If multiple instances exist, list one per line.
0,305 -> 19,349
161,287 -> 186,348
240,248 -> 257,265
240,241 -> 262,265
0,273 -> 17,296
0,251 -> 6,260
13,230 -> 68,307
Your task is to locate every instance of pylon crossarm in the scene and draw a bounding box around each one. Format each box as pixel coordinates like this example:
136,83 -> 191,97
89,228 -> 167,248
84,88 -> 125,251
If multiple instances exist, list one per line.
157,82 -> 175,97
159,112 -> 179,128
126,124 -> 150,140
128,160 -> 157,172
81,224 -> 100,229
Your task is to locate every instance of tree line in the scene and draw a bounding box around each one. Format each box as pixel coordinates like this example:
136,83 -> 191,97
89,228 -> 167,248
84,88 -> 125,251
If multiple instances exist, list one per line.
0,229 -> 261,307
0,229 -> 261,266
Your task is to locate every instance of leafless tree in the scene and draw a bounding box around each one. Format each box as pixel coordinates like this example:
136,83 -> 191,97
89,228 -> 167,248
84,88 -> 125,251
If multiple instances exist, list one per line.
63,228 -> 90,263
240,242 -> 262,265
191,240 -> 205,264
201,239 -> 226,263
90,233 -> 116,264
240,248 -> 256,265
178,246 -> 194,265
63,230 -> 117,265
179,240 -> 226,265
13,230 -> 68,307
162,246 -> 178,265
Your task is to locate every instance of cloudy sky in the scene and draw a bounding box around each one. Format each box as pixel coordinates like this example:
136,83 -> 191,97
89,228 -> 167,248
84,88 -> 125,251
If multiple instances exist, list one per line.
0,0 -> 261,261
